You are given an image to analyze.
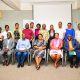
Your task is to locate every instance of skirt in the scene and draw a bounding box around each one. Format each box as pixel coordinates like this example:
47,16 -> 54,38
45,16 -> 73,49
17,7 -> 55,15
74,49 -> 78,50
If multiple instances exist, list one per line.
33,49 -> 45,58
50,50 -> 63,58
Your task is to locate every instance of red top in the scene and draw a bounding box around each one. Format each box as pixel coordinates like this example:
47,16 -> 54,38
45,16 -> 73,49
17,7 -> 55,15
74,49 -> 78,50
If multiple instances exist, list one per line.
22,29 -> 34,40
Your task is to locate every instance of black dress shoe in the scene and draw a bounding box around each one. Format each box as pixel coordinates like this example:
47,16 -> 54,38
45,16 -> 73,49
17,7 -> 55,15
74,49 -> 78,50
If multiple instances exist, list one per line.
17,64 -> 21,68
75,65 -> 78,68
21,64 -> 24,67
70,64 -> 73,68
3,61 -> 6,66
6,62 -> 9,66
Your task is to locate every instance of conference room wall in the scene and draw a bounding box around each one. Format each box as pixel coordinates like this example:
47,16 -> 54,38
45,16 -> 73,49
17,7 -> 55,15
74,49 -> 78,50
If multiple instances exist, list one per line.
72,9 -> 80,30
0,10 -> 32,31
0,10 -> 80,31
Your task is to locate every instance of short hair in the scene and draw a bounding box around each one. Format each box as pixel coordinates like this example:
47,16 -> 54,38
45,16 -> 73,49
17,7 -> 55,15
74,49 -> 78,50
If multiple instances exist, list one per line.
0,27 -> 2,30
68,34 -> 72,37
38,34 -> 43,37
78,23 -> 80,27
36,23 -> 41,27
42,24 -> 46,27
67,23 -> 72,25
7,32 -> 12,38
30,22 -> 34,25
5,25 -> 9,29
58,21 -> 62,24
25,23 -> 29,27
55,33 -> 59,35
15,23 -> 19,26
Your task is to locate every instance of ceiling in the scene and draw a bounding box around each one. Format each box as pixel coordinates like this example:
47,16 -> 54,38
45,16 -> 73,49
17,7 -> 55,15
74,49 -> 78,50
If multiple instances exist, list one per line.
0,0 -> 80,10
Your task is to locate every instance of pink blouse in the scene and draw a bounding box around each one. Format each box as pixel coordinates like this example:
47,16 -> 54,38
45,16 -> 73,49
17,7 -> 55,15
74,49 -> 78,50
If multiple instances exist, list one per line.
50,39 -> 62,50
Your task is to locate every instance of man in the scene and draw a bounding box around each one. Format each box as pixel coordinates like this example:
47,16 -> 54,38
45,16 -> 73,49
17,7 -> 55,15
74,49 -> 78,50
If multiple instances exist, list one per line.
22,23 -> 34,41
50,33 -> 63,68
13,23 -> 21,40
22,23 -> 34,48
30,22 -> 35,33
2,32 -> 14,66
16,33 -> 31,68
75,23 -> 80,43
0,27 -> 3,63
64,35 -> 80,68
56,21 -> 65,40
13,23 -> 21,48
0,27 -> 3,41
39,24 -> 49,42
64,23 -> 75,40
2,25 -> 12,39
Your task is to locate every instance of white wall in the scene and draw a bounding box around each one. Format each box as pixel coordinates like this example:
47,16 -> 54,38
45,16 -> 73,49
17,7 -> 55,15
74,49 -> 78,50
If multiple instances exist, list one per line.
34,4 -> 71,30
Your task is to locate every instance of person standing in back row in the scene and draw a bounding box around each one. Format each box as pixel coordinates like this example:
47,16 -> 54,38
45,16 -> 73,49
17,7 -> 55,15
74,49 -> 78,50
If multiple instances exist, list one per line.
56,21 -> 66,40
22,23 -> 34,48
64,23 -> 75,40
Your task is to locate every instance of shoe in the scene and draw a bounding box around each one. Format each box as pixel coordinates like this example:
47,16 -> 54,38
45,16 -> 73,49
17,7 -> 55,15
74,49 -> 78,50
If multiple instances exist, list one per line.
21,64 -> 24,67
36,65 -> 40,70
5,60 -> 9,66
17,64 -> 21,68
75,65 -> 78,68
6,62 -> 9,66
70,64 -> 73,68
3,61 -> 6,66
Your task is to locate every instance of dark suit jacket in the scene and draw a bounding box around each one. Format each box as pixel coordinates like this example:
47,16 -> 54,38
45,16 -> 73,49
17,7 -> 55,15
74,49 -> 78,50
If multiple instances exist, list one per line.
64,39 -> 80,54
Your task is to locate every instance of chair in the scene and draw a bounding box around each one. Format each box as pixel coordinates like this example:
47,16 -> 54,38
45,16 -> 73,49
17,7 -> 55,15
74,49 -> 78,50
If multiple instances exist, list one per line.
29,48 -> 48,66
11,49 -> 32,66
47,49 -> 66,67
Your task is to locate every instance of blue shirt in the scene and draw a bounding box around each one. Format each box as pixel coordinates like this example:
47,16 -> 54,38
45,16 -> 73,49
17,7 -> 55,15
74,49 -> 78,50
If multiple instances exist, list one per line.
16,39 -> 31,50
64,28 -> 75,40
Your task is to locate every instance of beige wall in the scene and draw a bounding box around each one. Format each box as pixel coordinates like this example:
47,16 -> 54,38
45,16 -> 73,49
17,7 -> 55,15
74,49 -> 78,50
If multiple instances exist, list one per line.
0,10 -> 32,31
72,9 -> 80,30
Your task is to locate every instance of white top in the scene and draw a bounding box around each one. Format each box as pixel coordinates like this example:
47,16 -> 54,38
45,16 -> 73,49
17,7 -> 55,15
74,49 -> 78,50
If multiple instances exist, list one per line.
0,33 -> 2,38
0,33 -> 3,41
55,28 -> 66,39
2,31 -> 12,39
75,30 -> 80,43
16,39 -> 31,50
7,39 -> 10,48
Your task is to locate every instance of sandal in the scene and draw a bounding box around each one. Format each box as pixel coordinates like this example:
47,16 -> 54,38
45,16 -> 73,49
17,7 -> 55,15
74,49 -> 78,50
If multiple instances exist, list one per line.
36,65 -> 40,70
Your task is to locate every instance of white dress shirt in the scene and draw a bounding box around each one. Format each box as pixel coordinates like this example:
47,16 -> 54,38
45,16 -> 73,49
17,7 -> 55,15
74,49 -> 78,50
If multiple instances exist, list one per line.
75,30 -> 80,43
55,28 -> 66,39
2,31 -> 12,39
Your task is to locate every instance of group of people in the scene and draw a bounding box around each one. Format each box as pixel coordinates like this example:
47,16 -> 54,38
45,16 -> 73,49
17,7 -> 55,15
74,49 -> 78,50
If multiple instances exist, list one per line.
0,21 -> 80,70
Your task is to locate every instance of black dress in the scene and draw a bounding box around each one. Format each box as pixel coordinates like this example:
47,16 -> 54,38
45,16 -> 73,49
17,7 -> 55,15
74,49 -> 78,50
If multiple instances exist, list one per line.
47,30 -> 55,49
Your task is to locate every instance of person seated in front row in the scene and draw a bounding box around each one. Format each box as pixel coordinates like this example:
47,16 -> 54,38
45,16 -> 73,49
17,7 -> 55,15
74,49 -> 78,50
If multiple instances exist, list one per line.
50,33 -> 63,68
16,33 -> 31,68
2,32 -> 14,66
64,34 -> 80,68
33,34 -> 46,70
0,27 -> 4,63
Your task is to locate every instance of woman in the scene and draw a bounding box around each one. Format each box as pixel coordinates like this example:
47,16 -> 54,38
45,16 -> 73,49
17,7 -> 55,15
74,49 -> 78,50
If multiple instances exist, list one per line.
2,32 -> 14,66
48,25 -> 55,48
50,33 -> 63,68
33,34 -> 46,70
35,23 -> 41,40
